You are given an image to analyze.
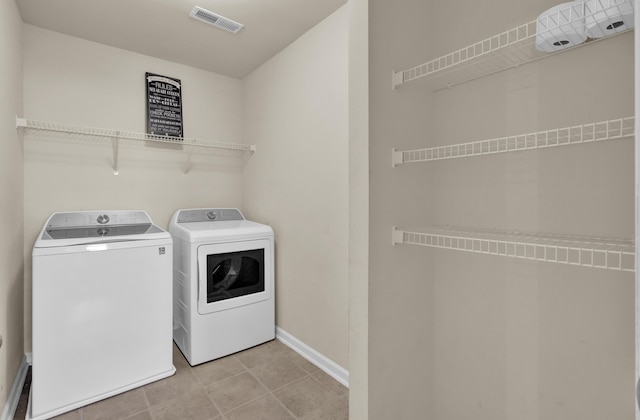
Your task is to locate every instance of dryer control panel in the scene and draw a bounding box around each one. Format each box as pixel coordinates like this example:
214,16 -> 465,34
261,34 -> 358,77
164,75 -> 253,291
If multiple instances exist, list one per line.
177,208 -> 245,223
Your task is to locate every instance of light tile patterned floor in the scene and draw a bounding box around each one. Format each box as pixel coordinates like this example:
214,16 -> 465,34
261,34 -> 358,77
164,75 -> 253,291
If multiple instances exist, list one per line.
19,340 -> 348,420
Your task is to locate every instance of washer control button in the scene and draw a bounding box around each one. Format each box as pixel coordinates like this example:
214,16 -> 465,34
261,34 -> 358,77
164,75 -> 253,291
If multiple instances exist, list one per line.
207,211 -> 217,220
97,214 -> 110,224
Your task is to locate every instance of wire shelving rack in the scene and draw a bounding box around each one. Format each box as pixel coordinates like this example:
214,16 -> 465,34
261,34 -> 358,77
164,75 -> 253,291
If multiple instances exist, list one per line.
392,226 -> 635,272
16,117 -> 254,175
392,117 -> 634,166
392,0 -> 634,91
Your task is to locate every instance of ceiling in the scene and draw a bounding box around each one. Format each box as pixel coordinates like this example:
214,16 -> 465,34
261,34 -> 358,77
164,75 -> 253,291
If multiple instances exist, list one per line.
15,0 -> 347,79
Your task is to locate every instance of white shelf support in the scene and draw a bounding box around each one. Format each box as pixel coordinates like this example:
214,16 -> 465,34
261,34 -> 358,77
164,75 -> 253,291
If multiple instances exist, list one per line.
393,226 -> 636,272
393,117 -> 635,166
183,143 -> 195,175
392,226 -> 404,246
112,134 -> 120,175
391,148 -> 404,167
392,71 -> 404,90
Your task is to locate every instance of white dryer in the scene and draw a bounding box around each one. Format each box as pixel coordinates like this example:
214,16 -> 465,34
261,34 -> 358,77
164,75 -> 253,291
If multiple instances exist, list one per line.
169,208 -> 275,366
31,210 -> 174,420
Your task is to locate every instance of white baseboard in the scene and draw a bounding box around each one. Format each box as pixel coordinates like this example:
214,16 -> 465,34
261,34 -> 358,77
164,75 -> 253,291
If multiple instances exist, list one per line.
1,354 -> 30,420
275,326 -> 349,388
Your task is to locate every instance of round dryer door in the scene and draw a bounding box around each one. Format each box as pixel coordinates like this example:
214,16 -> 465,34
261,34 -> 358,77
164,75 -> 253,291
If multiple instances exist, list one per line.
196,239 -> 272,314
207,254 -> 261,302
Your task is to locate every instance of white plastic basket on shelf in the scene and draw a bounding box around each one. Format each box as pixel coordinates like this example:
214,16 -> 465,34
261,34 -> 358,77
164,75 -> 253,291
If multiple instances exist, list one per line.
392,226 -> 635,272
535,1 -> 587,53
584,0 -> 634,38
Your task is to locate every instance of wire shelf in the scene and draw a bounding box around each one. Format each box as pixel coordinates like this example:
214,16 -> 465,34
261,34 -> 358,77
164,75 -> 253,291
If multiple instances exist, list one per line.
392,117 -> 634,166
16,117 -> 254,175
392,226 -> 635,272
16,118 -> 255,152
392,0 -> 634,90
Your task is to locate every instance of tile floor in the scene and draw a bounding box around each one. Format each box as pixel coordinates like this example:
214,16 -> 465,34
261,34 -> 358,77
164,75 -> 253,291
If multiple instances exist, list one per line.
15,340 -> 348,420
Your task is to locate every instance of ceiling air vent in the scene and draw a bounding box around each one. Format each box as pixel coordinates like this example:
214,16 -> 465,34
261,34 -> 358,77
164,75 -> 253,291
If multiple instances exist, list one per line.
189,6 -> 244,34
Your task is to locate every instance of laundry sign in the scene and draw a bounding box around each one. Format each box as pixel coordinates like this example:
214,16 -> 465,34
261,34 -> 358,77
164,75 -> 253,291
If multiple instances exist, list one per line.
146,72 -> 183,138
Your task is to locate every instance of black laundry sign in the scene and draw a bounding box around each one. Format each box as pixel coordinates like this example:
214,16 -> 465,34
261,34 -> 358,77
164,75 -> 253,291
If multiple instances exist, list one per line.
146,72 -> 183,138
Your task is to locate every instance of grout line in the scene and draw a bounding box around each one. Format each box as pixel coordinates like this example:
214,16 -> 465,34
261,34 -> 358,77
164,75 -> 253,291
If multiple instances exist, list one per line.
241,363 -> 310,419
140,386 -> 155,420
202,379 -> 226,419
233,354 -> 254,371
266,373 -> 311,394
121,408 -> 152,420
176,350 -> 229,419
272,395 -> 299,420
221,393 -> 272,417
196,355 -> 270,418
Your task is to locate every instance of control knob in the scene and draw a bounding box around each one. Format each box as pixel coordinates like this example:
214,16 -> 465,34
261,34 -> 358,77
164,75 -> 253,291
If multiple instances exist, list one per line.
97,214 -> 110,224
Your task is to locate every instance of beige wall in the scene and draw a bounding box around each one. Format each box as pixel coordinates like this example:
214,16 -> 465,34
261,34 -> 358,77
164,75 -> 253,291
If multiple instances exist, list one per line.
369,1 -> 437,417
369,0 -> 634,419
637,9 -> 640,420
242,6 -> 349,369
0,0 -> 24,410
348,0 -> 369,417
22,25 -> 244,351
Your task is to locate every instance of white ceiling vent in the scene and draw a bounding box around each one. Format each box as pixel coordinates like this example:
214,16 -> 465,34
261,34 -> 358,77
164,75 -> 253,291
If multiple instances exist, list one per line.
189,6 -> 244,34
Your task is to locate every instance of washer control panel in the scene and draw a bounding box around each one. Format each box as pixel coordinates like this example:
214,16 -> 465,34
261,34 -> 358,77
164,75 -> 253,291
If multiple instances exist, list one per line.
177,208 -> 244,223
46,211 -> 152,228
97,214 -> 110,224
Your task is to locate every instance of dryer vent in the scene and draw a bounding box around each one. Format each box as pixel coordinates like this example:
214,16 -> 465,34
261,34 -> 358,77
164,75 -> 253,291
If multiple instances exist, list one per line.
189,6 -> 244,34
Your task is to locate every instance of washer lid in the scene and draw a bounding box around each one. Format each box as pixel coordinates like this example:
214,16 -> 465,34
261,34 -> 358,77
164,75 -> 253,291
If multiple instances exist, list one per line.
44,223 -> 163,240
35,210 -> 170,247
45,210 -> 153,229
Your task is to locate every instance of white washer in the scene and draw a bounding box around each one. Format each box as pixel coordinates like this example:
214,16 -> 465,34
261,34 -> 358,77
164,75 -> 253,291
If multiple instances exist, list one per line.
30,210 -> 175,420
169,208 -> 275,366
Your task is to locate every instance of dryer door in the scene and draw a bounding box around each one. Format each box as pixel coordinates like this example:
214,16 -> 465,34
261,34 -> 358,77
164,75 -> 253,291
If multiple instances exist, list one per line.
197,239 -> 272,315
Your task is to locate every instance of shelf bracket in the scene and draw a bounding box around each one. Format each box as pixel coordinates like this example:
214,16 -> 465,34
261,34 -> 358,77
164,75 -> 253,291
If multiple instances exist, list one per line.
392,148 -> 404,167
183,143 -> 195,175
392,226 -> 404,246
392,71 -> 404,90
112,132 -> 120,175
15,116 -> 27,129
